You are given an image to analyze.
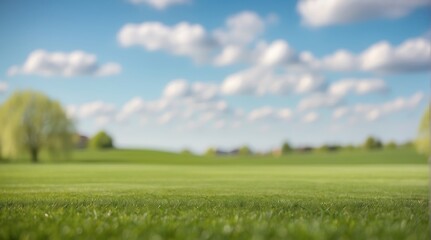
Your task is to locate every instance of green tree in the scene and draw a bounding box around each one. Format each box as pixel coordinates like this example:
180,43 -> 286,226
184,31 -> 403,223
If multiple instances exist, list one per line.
343,145 -> 356,151
385,141 -> 398,149
205,147 -> 216,156
89,131 -> 114,149
239,145 -> 252,155
416,106 -> 430,154
0,90 -> 74,162
363,136 -> 383,150
281,142 -> 292,154
317,144 -> 330,152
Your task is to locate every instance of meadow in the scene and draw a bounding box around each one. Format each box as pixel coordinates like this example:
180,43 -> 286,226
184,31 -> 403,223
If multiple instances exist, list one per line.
0,148 -> 429,239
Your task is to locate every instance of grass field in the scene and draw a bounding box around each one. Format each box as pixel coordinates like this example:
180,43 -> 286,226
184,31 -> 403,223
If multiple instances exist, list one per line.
0,148 -> 429,239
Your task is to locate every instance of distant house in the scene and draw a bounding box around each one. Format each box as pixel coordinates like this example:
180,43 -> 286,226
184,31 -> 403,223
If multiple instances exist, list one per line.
75,134 -> 89,149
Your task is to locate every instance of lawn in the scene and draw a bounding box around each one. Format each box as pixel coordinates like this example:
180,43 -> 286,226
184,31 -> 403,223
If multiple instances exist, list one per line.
0,148 -> 429,239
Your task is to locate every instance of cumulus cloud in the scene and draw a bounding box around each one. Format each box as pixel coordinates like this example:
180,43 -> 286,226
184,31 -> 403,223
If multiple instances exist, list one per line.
316,37 -> 431,74
328,79 -> 387,96
158,111 -> 176,124
0,81 -> 8,93
302,112 -> 319,123
213,11 -> 265,46
298,0 -> 430,27
118,22 -> 215,62
118,11 -> 268,64
298,93 -> 342,111
360,38 -> 431,73
67,101 -> 116,119
299,78 -> 388,111
213,45 -> 245,66
321,50 -> 357,72
163,79 -> 219,100
129,0 -> 189,10
333,92 -> 425,122
8,50 -> 121,77
248,107 -> 293,122
113,78 -> 228,127
355,92 -> 425,121
254,40 -> 297,67
221,67 -> 324,96
332,107 -> 349,120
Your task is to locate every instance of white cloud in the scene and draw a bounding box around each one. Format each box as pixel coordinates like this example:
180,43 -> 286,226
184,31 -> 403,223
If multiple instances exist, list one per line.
163,79 -> 219,100
332,107 -> 349,120
8,50 -> 121,77
213,11 -> 265,46
248,107 -> 293,122
298,93 -> 342,111
118,11 -> 268,64
0,81 -> 8,93
321,50 -> 357,71
221,67 -> 324,96
254,40 -> 297,67
299,78 -> 387,111
317,37 -> 431,74
163,79 -> 191,98
158,111 -> 176,124
118,22 -> 215,62
358,92 -> 424,121
95,116 -> 111,126
302,112 -> 319,123
113,78 -> 227,126
72,101 -> 116,119
298,0 -> 430,27
360,38 -> 431,73
337,92 -> 426,121
328,79 -> 387,96
116,97 -> 147,121
129,0 -> 189,10
213,45 -> 245,66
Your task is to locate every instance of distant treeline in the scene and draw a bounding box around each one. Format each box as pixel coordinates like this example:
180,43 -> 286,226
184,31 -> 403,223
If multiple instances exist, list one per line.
199,136 -> 414,157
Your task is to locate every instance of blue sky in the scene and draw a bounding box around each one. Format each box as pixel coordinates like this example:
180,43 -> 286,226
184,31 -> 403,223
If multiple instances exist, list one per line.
0,0 -> 430,152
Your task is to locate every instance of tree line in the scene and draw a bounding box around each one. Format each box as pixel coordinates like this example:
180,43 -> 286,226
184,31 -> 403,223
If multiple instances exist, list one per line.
202,136 -> 416,157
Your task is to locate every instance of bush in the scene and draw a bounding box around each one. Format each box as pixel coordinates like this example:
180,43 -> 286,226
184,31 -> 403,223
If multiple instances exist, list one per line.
363,136 -> 383,150
281,142 -> 292,154
239,145 -> 252,155
385,141 -> 398,149
89,131 -> 114,149
205,147 -> 216,156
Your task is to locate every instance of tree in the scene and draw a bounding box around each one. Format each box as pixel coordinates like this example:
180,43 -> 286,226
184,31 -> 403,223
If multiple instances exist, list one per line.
385,141 -> 398,149
89,131 -> 114,149
0,91 -> 74,162
239,145 -> 252,155
317,144 -> 330,152
343,145 -> 356,151
416,106 -> 430,154
363,136 -> 383,150
205,147 -> 216,156
281,142 -> 292,154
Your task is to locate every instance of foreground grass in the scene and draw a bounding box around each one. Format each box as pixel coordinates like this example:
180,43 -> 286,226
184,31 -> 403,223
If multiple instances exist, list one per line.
0,149 -> 429,239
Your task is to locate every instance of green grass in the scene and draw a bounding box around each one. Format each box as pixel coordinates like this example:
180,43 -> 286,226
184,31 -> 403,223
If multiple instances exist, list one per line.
0,148 -> 429,239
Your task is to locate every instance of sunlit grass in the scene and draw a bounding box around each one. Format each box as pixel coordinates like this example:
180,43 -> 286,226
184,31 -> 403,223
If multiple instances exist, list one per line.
0,148 -> 429,239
